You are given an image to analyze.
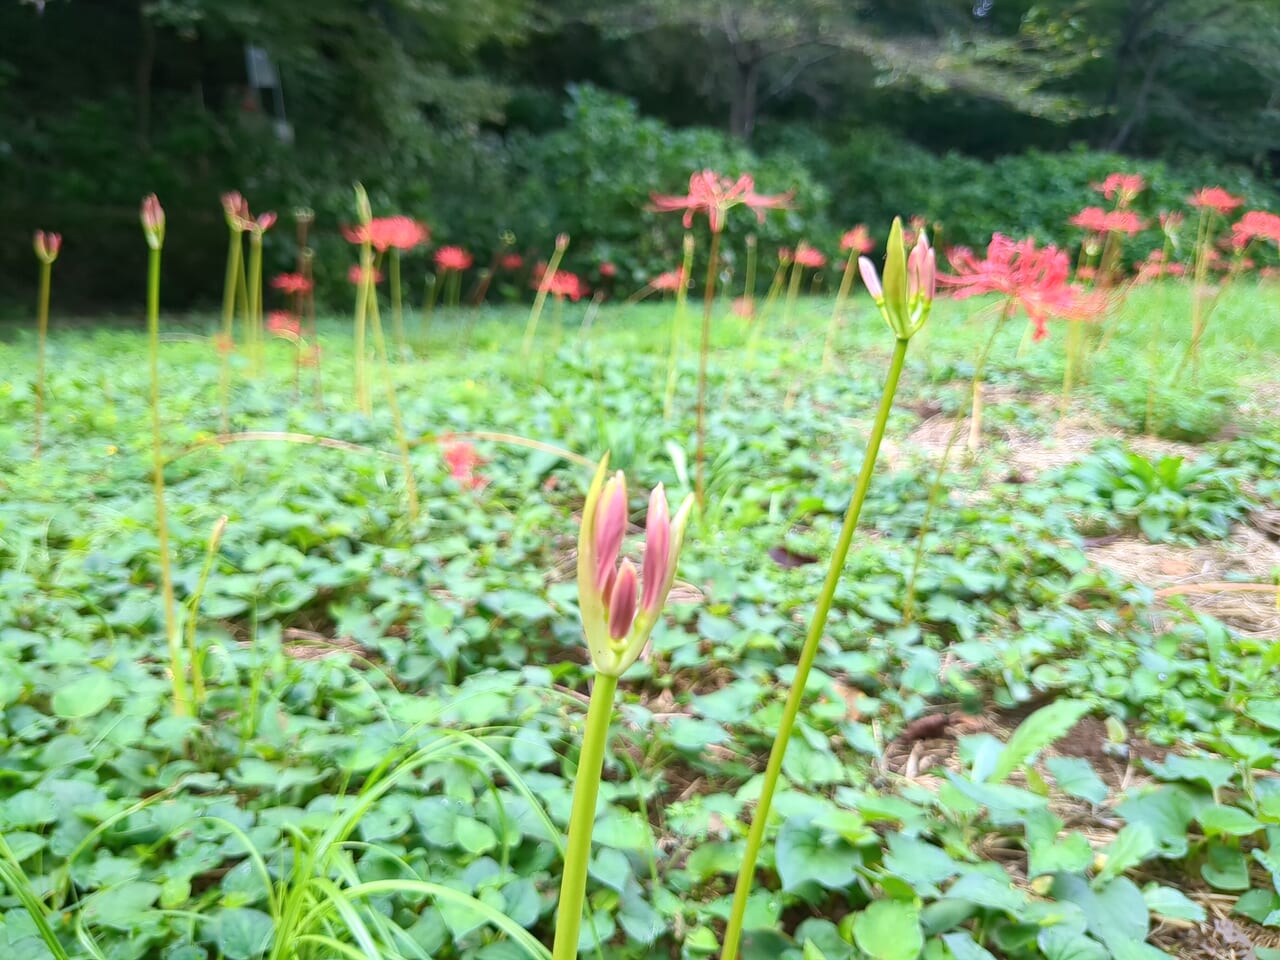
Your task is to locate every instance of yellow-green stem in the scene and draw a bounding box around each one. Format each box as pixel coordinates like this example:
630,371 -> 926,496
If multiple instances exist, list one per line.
185,515 -> 227,708
663,235 -> 696,419
367,279 -> 420,522
551,670 -> 619,960
353,241 -> 373,414
218,230 -> 242,433
742,236 -> 758,313
745,261 -> 788,367
390,249 -> 407,361
419,273 -> 439,353
821,252 -> 858,372
33,260 -> 51,457
780,260 -> 804,333
146,246 -> 191,718
720,336 -> 911,960
1061,320 -> 1082,414
247,234 -> 265,378
695,229 -> 722,509
522,242 -> 569,358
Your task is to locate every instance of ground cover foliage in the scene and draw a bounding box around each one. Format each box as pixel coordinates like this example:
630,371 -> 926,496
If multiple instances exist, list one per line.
2,285 -> 1280,959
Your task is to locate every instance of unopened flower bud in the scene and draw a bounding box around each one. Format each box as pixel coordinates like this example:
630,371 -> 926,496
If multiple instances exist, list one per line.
608,560 -> 639,641
221,192 -> 248,229
858,257 -> 883,300
354,183 -> 372,225
593,472 -> 627,591
33,230 -> 61,264
641,485 -> 670,613
555,233 -> 570,251
141,194 -> 165,250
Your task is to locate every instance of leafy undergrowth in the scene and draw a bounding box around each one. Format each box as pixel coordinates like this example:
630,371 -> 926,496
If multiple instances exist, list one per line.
1,288 -> 1279,959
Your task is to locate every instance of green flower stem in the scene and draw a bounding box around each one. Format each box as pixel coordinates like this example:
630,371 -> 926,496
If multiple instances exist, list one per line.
695,228 -> 722,509
218,229 -> 242,433
720,335 -> 910,960
663,234 -> 696,420
551,670 -> 619,960
419,273 -> 439,354
390,249 -> 407,361
247,233 -> 265,378
353,241 -> 373,415
744,261 -> 787,368
821,252 -> 858,372
522,241 -> 569,358
147,246 -> 191,718
33,259 -> 51,457
185,515 -> 227,708
366,273 -> 421,523
780,258 -> 803,334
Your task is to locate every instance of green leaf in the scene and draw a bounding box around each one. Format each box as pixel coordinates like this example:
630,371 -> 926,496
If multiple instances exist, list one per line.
852,900 -> 924,960
1141,883 -> 1206,922
775,818 -> 859,891
989,699 -> 1091,783
941,932 -> 998,960
1198,805 -> 1263,837
1095,823 -> 1157,884
82,881 -> 161,929
453,816 -> 499,855
1233,888 -> 1280,923
1045,756 -> 1108,804
1036,927 -> 1110,960
1202,842 -> 1251,890
51,672 -> 115,719
213,907 -> 274,959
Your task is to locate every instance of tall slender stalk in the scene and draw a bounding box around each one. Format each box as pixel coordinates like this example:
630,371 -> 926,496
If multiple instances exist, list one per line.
145,244 -> 191,718
218,228 -> 243,433
419,273 -> 438,354
742,234 -> 757,313
744,260 -> 788,367
302,248 -> 322,410
389,249 -> 407,361
720,337 -> 912,960
33,257 -> 52,457
521,235 -> 570,358
663,234 -> 696,419
780,255 -> 804,333
185,515 -> 227,709
367,274 -> 420,523
353,241 -> 374,415
695,229 -> 722,508
550,670 -> 619,960
247,231 -> 265,379
821,251 -> 859,372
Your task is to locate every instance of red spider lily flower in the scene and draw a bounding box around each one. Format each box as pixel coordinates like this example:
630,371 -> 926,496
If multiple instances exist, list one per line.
140,194 -> 165,249
344,216 -> 430,252
221,192 -> 249,229
1233,210 -> 1280,245
499,253 -> 524,271
650,170 -> 792,233
271,273 -> 313,295
778,247 -> 794,264
1094,173 -> 1146,204
792,245 -> 827,269
1100,210 -> 1147,235
1189,187 -> 1244,215
731,296 -> 755,318
544,270 -> 589,301
267,310 -> 301,338
443,441 -> 489,491
434,246 -> 473,272
1069,206 -> 1111,234
651,268 -> 688,293
598,262 -> 617,278
348,264 -> 383,285
840,225 -> 874,255
941,234 -> 1102,340
33,230 -> 61,264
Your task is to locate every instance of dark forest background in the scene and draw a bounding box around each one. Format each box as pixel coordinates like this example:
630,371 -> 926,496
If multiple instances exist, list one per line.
2,0 -> 1278,312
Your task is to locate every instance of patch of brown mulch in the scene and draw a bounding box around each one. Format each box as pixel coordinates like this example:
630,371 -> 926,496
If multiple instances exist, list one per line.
1088,524 -> 1280,637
